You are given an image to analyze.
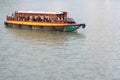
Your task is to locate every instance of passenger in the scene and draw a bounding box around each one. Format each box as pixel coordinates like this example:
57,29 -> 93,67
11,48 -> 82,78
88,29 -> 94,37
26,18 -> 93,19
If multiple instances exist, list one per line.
44,16 -> 49,22
41,16 -> 44,22
32,17 -> 35,21
43,16 -> 45,22
18,17 -> 20,21
27,16 -> 30,21
34,16 -> 38,21
57,17 -> 60,22
46,16 -> 49,22
51,18 -> 54,22
23,18 -> 25,21
24,16 -> 28,21
36,16 -> 40,21
47,16 -> 50,22
29,16 -> 33,21
38,16 -> 42,22
55,17 -> 58,22
49,18 -> 52,22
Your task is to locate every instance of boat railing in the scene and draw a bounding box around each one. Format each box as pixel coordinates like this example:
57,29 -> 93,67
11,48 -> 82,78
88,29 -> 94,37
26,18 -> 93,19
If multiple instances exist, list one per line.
6,15 -> 66,23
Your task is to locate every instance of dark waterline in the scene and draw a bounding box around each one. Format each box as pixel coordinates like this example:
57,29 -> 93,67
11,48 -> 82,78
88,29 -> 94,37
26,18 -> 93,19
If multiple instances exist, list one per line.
0,0 -> 120,80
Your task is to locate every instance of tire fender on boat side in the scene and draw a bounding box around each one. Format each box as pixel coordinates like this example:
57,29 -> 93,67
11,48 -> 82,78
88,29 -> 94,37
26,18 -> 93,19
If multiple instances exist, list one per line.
80,23 -> 86,29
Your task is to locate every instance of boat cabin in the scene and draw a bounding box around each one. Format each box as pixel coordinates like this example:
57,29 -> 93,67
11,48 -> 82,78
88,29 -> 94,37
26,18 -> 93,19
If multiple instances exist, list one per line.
7,11 -> 68,23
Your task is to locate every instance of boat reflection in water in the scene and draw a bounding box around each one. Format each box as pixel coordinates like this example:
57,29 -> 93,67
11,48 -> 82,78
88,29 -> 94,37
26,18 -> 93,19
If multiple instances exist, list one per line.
6,27 -> 85,47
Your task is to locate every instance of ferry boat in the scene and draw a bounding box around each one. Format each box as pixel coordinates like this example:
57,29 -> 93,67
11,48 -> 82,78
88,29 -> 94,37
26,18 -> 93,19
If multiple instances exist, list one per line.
4,11 -> 86,32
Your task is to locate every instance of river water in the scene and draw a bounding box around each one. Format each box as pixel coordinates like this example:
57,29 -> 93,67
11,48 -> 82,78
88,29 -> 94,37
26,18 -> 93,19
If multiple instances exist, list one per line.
0,0 -> 120,80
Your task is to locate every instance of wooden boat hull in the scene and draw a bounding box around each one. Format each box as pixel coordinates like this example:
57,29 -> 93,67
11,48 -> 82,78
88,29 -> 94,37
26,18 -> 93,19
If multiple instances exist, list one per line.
4,20 -> 85,32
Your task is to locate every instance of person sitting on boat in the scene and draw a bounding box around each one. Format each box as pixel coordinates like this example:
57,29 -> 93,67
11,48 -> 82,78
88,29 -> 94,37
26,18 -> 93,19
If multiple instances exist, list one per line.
29,16 -> 33,21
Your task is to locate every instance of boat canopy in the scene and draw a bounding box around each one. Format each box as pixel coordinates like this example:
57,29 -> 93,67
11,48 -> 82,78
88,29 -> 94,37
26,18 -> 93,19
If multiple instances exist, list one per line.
16,11 -> 66,15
